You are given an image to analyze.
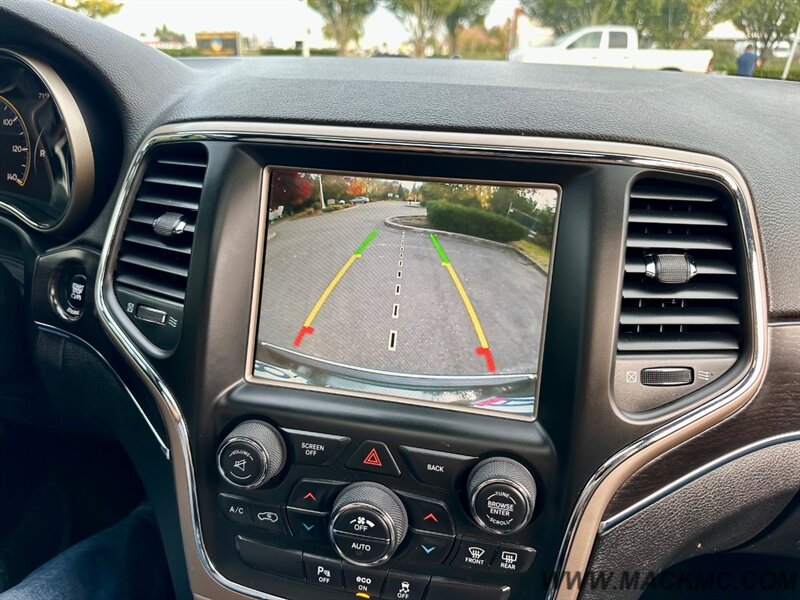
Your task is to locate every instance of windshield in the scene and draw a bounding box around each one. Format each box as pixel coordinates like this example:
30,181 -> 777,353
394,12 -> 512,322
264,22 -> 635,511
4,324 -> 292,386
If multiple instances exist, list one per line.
54,0 -> 799,81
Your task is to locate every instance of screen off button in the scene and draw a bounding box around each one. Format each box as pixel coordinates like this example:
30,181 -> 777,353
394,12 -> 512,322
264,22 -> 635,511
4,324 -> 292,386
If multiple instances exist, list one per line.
399,446 -> 477,488
282,428 -> 351,466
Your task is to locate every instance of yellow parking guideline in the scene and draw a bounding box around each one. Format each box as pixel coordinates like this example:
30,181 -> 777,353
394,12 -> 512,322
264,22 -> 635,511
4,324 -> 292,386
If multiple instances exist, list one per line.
301,230 -> 377,329
443,262 -> 489,349
303,253 -> 359,328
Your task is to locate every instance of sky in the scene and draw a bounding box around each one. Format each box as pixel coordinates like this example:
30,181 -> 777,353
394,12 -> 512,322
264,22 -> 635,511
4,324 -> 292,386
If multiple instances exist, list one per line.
101,0 -> 523,50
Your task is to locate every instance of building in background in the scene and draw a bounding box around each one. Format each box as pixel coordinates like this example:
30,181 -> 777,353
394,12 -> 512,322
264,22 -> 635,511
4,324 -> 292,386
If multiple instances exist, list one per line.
196,32 -> 242,56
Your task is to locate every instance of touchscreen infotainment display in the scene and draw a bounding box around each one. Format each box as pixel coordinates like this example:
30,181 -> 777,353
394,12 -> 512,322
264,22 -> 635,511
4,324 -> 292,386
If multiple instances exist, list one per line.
251,169 -> 558,419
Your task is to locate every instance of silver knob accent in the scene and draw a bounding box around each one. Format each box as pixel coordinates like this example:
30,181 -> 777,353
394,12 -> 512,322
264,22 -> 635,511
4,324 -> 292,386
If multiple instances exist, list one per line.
643,253 -> 697,284
153,211 -> 187,237
217,421 -> 286,489
468,457 -> 536,535
329,483 -> 408,567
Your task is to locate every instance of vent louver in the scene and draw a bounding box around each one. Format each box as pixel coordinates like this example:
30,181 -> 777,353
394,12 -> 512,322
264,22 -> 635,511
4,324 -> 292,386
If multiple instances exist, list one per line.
114,143 -> 208,304
618,177 -> 742,354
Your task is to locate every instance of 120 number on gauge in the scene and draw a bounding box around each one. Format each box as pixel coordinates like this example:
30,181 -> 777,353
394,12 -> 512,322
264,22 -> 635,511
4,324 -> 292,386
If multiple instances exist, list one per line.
0,96 -> 32,187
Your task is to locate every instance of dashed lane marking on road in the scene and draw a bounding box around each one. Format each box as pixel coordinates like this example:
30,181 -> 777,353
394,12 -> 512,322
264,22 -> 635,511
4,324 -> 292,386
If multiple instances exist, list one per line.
395,284 -> 401,295
392,304 -> 399,318
398,260 -> 403,267
388,330 -> 398,351
397,270 -> 402,278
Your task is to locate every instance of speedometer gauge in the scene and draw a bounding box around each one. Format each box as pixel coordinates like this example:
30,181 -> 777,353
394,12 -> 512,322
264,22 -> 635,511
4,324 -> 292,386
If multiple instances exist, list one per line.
0,95 -> 32,187
0,50 -> 93,233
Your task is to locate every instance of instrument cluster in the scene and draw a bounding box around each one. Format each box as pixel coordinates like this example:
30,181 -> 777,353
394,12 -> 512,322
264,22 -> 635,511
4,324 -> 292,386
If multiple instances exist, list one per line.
0,49 -> 92,233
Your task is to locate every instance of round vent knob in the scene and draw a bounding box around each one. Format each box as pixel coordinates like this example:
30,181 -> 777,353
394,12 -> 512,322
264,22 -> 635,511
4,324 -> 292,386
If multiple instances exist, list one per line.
467,457 -> 536,535
216,421 -> 286,489
329,483 -> 408,567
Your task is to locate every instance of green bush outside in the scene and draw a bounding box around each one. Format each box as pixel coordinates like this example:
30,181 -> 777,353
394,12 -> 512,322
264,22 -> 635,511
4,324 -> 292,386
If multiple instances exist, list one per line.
259,48 -> 338,57
159,47 -> 202,57
753,66 -> 800,81
427,201 -> 527,243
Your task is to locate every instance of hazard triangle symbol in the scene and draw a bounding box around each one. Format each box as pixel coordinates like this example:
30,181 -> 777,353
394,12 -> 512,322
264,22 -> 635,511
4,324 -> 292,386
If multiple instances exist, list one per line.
362,447 -> 383,467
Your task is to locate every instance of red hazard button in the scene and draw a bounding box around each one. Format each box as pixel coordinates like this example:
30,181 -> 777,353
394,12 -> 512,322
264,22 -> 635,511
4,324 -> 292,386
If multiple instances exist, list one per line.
345,441 -> 401,477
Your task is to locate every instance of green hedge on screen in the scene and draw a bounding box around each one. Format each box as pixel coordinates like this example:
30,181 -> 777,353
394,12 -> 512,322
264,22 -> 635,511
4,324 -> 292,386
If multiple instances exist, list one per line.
427,201 -> 527,243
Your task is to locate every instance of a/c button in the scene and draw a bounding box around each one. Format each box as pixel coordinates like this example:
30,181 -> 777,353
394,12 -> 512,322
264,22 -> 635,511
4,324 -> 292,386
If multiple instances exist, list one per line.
399,446 -> 477,488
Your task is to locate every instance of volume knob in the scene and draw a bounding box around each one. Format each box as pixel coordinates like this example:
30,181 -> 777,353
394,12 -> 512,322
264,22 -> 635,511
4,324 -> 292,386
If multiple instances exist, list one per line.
217,420 -> 286,489
467,457 -> 536,535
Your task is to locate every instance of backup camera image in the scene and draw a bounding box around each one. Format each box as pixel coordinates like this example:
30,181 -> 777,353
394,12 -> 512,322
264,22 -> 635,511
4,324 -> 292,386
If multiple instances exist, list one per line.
253,169 -> 558,418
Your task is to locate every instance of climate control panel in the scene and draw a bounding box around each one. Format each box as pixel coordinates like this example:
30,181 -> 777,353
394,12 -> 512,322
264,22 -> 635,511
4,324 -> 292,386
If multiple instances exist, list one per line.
209,419 -> 544,600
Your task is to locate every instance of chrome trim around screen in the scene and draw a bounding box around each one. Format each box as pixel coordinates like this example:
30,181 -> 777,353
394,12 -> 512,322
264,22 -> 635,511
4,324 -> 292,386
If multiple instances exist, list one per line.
94,122 -> 767,600
245,166 -> 561,422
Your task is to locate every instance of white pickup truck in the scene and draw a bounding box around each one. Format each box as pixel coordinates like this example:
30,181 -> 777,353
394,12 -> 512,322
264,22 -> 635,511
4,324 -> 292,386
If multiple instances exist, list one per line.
509,25 -> 713,74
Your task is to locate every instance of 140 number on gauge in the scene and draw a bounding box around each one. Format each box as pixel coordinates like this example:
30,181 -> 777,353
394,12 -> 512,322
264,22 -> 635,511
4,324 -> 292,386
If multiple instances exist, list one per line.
0,95 -> 31,188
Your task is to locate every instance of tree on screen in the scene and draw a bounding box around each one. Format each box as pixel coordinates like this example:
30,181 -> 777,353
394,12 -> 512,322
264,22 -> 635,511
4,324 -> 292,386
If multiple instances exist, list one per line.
346,178 -> 368,197
271,172 -> 314,209
490,187 -> 526,216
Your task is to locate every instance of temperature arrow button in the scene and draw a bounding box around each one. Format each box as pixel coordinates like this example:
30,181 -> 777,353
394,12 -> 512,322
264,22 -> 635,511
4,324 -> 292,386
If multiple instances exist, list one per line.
288,479 -> 347,511
398,492 -> 454,535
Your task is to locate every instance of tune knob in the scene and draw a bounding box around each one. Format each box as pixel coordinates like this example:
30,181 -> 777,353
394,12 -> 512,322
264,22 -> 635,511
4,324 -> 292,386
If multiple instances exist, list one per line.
329,483 -> 408,567
467,457 -> 536,535
217,420 -> 286,489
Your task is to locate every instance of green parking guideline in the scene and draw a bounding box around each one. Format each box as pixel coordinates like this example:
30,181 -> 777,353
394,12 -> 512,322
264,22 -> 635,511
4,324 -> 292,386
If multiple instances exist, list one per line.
429,233 -> 450,264
354,230 -> 378,256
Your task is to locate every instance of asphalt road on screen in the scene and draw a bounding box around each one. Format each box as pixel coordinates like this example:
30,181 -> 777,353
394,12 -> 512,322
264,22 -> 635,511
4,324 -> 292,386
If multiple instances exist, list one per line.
258,202 -> 546,377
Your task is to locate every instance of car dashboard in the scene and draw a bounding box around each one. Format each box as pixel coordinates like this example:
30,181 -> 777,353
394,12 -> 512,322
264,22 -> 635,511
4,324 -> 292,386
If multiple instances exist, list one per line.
1,3 -> 799,600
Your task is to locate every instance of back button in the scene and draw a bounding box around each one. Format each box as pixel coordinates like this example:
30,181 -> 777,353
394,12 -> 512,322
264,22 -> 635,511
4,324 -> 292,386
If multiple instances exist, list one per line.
399,446 -> 477,488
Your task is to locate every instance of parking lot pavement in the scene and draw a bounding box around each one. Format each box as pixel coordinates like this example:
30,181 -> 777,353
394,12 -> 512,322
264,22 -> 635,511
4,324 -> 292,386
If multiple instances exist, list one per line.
258,201 -> 546,377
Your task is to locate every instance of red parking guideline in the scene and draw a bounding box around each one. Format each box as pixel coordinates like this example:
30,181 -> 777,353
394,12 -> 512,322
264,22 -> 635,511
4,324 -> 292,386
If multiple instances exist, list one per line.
475,347 -> 496,373
293,326 -> 314,347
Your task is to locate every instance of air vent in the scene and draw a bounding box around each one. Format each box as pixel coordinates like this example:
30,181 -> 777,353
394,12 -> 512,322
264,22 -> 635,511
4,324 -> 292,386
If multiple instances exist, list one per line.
618,177 -> 743,354
114,143 -> 208,304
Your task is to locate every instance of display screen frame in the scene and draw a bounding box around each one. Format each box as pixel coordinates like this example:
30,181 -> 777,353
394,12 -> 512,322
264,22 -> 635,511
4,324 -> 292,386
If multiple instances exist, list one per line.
245,166 -> 561,422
